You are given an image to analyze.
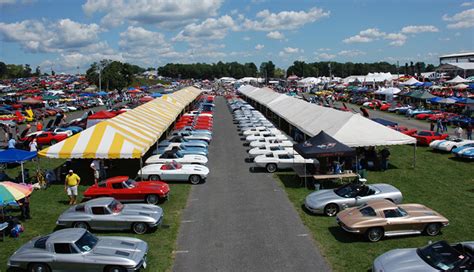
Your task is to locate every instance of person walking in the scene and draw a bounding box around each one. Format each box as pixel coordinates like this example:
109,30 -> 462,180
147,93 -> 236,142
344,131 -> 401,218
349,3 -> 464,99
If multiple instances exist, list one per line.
8,137 -> 16,149
454,126 -> 463,139
430,120 -> 435,131
467,123 -> 472,140
64,170 -> 80,205
29,138 -> 37,152
436,119 -> 443,133
18,195 -> 31,220
442,118 -> 448,132
36,120 -> 43,132
90,159 -> 100,185
380,148 -> 391,171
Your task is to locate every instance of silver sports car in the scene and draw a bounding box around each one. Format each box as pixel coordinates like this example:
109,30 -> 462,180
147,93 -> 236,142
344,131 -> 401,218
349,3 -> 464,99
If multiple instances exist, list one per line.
304,183 -> 403,216
373,240 -> 474,271
56,197 -> 163,234
8,228 -> 148,272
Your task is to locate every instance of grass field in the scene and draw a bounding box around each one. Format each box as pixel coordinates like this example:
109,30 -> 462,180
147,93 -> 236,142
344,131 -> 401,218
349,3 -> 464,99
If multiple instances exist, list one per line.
275,145 -> 474,272
0,159 -> 191,272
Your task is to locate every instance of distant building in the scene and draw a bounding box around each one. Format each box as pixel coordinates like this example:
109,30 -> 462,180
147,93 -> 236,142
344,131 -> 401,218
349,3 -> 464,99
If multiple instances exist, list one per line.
439,52 -> 474,64
436,62 -> 474,78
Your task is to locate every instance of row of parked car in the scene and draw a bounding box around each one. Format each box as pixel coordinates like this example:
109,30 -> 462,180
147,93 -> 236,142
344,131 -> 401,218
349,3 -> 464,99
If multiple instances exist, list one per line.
7,95 -> 216,272
228,96 -> 473,271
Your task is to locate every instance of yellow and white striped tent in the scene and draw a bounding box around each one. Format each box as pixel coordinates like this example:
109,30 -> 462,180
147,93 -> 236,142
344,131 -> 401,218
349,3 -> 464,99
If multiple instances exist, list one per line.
38,86 -> 202,159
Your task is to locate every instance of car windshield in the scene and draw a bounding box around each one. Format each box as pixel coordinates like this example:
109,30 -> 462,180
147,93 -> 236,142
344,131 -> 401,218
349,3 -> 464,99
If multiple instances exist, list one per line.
358,205 -> 376,216
108,199 -> 124,213
175,151 -> 184,158
124,179 -> 136,188
417,242 -> 466,271
418,131 -> 432,136
75,231 -> 98,252
334,184 -> 360,198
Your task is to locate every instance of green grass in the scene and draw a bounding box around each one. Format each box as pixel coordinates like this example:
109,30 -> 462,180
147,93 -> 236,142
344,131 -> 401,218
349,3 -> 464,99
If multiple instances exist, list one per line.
0,160 -> 191,272
275,145 -> 474,272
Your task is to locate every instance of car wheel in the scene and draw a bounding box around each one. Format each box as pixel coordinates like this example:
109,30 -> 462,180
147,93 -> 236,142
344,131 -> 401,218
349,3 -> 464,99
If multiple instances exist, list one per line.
450,146 -> 457,152
50,140 -> 57,145
324,204 -> 339,217
266,163 -> 277,173
132,222 -> 148,234
105,266 -> 127,272
149,175 -> 160,181
146,194 -> 159,205
73,221 -> 89,230
365,227 -> 384,242
189,175 -> 201,185
28,263 -> 51,272
425,223 -> 441,236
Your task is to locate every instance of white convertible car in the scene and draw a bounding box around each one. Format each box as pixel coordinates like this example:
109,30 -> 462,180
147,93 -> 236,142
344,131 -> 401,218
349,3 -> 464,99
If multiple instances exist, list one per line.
245,132 -> 286,142
248,145 -> 294,158
145,150 -> 208,165
429,138 -> 474,152
243,127 -> 280,136
254,150 -> 314,173
250,137 -> 293,148
137,161 -> 209,185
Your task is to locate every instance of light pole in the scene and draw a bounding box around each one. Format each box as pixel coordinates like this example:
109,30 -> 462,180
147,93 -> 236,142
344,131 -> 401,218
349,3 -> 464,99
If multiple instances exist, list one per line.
97,63 -> 103,91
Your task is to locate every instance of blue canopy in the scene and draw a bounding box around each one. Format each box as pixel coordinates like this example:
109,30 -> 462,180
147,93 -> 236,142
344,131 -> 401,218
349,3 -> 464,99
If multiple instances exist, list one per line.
469,84 -> 474,89
429,96 -> 443,103
97,91 -> 107,96
422,82 -> 433,87
0,149 -> 37,163
371,118 -> 398,127
79,93 -> 96,97
150,92 -> 162,98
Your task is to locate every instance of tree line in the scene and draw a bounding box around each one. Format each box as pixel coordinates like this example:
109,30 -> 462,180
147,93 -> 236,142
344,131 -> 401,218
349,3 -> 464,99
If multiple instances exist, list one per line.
0,62 -> 42,79
85,60 -> 145,90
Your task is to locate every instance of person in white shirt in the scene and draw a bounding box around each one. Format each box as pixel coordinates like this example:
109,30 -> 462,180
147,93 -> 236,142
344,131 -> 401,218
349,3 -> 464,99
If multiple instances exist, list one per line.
90,159 -> 100,184
29,138 -> 37,152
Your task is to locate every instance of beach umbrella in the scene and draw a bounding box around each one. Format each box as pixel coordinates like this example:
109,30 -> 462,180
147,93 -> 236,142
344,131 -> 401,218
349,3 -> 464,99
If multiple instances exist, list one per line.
0,182 -> 33,205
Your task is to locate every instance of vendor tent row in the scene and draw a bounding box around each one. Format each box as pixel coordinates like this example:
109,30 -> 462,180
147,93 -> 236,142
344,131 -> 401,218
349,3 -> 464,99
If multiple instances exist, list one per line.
238,85 -> 416,147
38,87 -> 202,159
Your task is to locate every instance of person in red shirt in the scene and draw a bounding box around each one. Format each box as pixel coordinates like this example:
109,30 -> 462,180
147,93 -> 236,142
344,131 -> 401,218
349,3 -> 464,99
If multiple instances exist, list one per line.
36,120 -> 43,131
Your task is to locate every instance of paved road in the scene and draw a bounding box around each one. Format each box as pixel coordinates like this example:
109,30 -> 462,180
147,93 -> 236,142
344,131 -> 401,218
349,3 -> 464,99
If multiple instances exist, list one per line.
173,96 -> 330,272
334,102 -> 458,137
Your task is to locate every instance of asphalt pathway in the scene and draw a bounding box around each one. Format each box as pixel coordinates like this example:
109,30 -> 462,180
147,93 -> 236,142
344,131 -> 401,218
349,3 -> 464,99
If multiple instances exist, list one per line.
173,96 -> 330,272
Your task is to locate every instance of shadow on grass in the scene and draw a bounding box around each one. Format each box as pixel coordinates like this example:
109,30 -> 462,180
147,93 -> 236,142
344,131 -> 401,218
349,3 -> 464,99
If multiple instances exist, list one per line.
328,226 -> 361,243
56,200 -> 70,205
249,167 -> 267,173
448,156 -> 474,163
277,173 -> 304,189
300,204 -> 328,217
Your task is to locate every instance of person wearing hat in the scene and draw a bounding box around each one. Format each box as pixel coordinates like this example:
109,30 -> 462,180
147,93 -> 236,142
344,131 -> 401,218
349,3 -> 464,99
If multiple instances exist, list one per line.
64,169 -> 81,205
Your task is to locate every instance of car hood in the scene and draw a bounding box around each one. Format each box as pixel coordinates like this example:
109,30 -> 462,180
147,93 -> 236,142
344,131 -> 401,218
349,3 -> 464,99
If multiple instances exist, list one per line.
92,237 -> 147,263
305,189 -> 339,207
121,204 -> 163,220
374,249 -> 433,272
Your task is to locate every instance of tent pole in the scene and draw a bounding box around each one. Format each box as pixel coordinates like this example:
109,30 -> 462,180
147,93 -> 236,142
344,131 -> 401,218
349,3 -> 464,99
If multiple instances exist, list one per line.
140,157 -> 144,180
413,143 -> 416,169
21,162 -> 25,183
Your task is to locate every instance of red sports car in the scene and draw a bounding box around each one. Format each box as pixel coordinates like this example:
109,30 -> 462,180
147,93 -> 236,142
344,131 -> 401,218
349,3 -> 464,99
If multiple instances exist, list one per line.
379,103 -> 391,111
412,130 -> 448,145
21,131 -> 68,145
391,126 -> 417,136
83,176 -> 170,205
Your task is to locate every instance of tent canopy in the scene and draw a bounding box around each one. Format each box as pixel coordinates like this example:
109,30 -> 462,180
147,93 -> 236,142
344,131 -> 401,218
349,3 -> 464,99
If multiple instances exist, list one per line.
38,87 -> 202,159
88,110 -> 117,120
446,75 -> 470,84
293,131 -> 355,158
0,149 -> 37,163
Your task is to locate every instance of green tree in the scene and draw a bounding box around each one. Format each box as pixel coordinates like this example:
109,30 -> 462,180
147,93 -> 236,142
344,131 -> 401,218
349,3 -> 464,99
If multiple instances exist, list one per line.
0,62 -> 7,78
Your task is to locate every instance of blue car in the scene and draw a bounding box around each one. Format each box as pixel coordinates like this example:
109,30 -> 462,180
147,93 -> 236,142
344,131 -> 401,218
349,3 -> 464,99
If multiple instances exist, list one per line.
452,143 -> 474,159
158,136 -> 208,149
154,143 -> 208,156
63,126 -> 83,134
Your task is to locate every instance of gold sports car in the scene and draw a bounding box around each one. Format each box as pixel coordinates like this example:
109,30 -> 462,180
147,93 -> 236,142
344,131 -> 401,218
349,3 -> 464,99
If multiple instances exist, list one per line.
336,199 -> 449,242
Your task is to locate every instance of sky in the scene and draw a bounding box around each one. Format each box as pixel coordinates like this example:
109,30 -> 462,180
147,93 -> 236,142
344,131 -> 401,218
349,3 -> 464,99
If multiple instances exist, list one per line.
0,0 -> 473,73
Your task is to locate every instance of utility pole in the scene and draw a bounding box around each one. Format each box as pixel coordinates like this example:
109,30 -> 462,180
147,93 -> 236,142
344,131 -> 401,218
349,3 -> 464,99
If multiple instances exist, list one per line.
397,61 -> 400,81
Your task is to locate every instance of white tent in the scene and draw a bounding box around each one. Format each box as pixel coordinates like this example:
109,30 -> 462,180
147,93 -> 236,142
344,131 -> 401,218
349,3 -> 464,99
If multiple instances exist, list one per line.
374,87 -> 401,95
453,83 -> 469,89
400,77 -> 421,86
239,85 -> 416,148
446,75 -> 470,84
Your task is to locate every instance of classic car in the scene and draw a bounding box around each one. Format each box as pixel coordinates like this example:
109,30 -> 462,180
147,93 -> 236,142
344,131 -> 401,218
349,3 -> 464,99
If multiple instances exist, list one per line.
158,136 -> 208,149
248,145 -> 294,158
391,126 -> 417,136
242,127 -> 276,136
21,131 -> 69,145
83,176 -> 170,205
414,111 -> 441,120
170,131 -> 212,143
407,109 -> 432,117
305,183 -> 403,216
146,150 -> 208,165
173,126 -> 212,136
249,137 -> 294,148
452,143 -> 474,159
7,228 -> 148,272
245,133 -> 287,143
430,138 -> 474,152
373,240 -> 474,272
155,143 -> 208,156
56,197 -> 163,234
413,130 -> 449,145
174,123 -> 212,131
254,150 -> 314,173
137,161 -> 209,185
336,199 -> 449,242
44,127 -> 73,137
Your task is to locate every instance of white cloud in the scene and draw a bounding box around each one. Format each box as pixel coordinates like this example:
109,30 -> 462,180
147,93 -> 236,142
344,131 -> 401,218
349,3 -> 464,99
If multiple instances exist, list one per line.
243,36 -> 251,41
337,50 -> 365,57
284,47 -> 300,53
461,2 -> 474,7
443,9 -> 474,29
343,35 -> 373,43
173,15 -> 236,42
343,28 -> 386,43
401,25 -> 439,34
317,48 -> 331,51
0,0 -> 35,5
255,44 -> 264,50
0,19 -> 102,53
242,7 -> 329,31
385,33 -> 407,46
266,31 -> 285,40
82,0 -> 223,28
317,53 -> 336,60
